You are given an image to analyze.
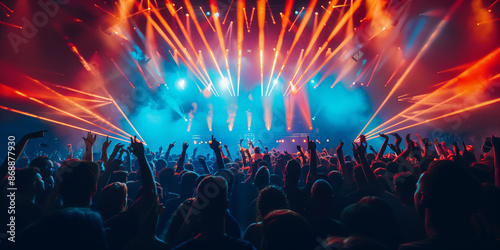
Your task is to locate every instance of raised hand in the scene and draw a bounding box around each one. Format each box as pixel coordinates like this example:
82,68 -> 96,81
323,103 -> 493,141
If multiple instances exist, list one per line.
168,141 -> 176,149
388,144 -> 397,152
25,130 -> 48,139
307,136 -> 316,152
159,146 -> 163,152
379,133 -> 389,140
336,141 -> 344,152
182,141 -> 189,151
369,145 -> 375,151
224,144 -> 228,149
209,135 -> 220,151
130,136 -> 145,156
102,136 -> 112,150
111,143 -> 124,155
296,145 -> 303,152
198,157 -> 206,165
83,131 -> 97,147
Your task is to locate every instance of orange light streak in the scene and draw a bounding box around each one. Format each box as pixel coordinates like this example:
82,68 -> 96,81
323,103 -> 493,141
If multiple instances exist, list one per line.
222,0 -> 234,24
357,0 -> 465,139
4,86 -> 128,139
287,0 -> 362,95
0,105 -> 130,143
237,0 -> 246,96
28,77 -> 134,139
68,43 -> 95,76
94,4 -> 119,20
265,0 -> 294,96
366,54 -> 383,87
150,5 -> 211,89
291,33 -> 354,94
365,46 -> 500,137
111,58 -> 135,88
367,97 -> 500,140
0,20 -> 21,29
143,6 -> 212,93
47,83 -> 111,101
184,0 -> 225,83
199,6 -> 216,32
288,7 -> 304,32
385,60 -> 406,87
210,0 -> 236,96
0,2 -> 13,12
476,17 -> 500,26
276,0 -> 317,85
243,7 -> 250,31
258,0 -> 266,96
249,7 -> 256,31
266,0 -> 276,24
164,1 -> 214,86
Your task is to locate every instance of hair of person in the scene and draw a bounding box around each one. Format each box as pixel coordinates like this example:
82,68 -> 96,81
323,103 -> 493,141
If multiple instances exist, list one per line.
257,185 -> 289,221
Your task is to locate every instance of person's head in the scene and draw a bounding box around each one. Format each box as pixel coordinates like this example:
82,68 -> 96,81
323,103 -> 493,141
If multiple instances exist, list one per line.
16,168 -> 44,199
255,166 -> 271,190
327,170 -> 344,194
261,209 -> 315,250
155,159 -> 167,174
393,172 -> 417,206
59,160 -> 99,207
254,146 -> 261,154
415,160 -> 481,233
180,171 -> 200,198
195,176 -> 228,223
97,182 -> 127,220
19,207 -> 107,250
263,154 -> 271,164
29,156 -> 54,179
311,179 -> 334,216
353,164 -> 369,190
340,202 -> 378,238
257,185 -> 289,221
215,169 -> 235,196
284,159 -> 301,186
158,167 -> 175,192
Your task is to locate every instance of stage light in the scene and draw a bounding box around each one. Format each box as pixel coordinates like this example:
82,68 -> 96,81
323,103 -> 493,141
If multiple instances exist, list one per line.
326,139 -> 329,142
186,14 -> 189,17
295,10 -> 299,14
292,139 -> 296,143
311,80 -> 315,83
309,126 -> 313,130
273,79 -> 278,85
194,140 -> 197,144
315,12 -> 318,15
303,139 -> 307,143
287,127 -> 291,130
178,79 -> 186,89
214,12 -> 219,17
206,11 -> 211,16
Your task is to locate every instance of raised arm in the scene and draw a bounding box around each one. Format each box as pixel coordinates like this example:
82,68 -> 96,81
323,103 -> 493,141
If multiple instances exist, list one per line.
209,135 -> 225,170
100,136 -> 111,164
356,142 -> 384,195
224,144 -> 232,160
174,142 -> 188,173
306,137 -> 317,186
129,136 -> 157,223
376,133 -> 389,160
492,135 -> 500,188
1,130 -> 46,181
391,133 -> 403,155
297,145 -> 307,166
337,141 -> 354,192
82,131 -> 97,161
164,141 -> 175,161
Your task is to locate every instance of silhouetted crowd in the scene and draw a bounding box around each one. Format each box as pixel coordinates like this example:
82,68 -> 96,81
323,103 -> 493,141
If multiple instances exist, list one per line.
1,131 -> 499,250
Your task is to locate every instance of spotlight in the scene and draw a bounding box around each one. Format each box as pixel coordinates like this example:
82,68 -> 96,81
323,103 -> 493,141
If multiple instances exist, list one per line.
292,139 -> 296,143
309,126 -> 313,130
186,14 -> 189,17
214,12 -> 219,17
295,10 -> 299,14
220,78 -> 229,88
303,139 -> 306,143
273,79 -> 278,85
326,139 -> 329,142
178,79 -> 185,89
206,11 -> 211,16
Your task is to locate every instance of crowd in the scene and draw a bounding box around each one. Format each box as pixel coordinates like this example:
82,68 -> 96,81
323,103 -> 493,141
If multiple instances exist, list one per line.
1,130 -> 499,250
